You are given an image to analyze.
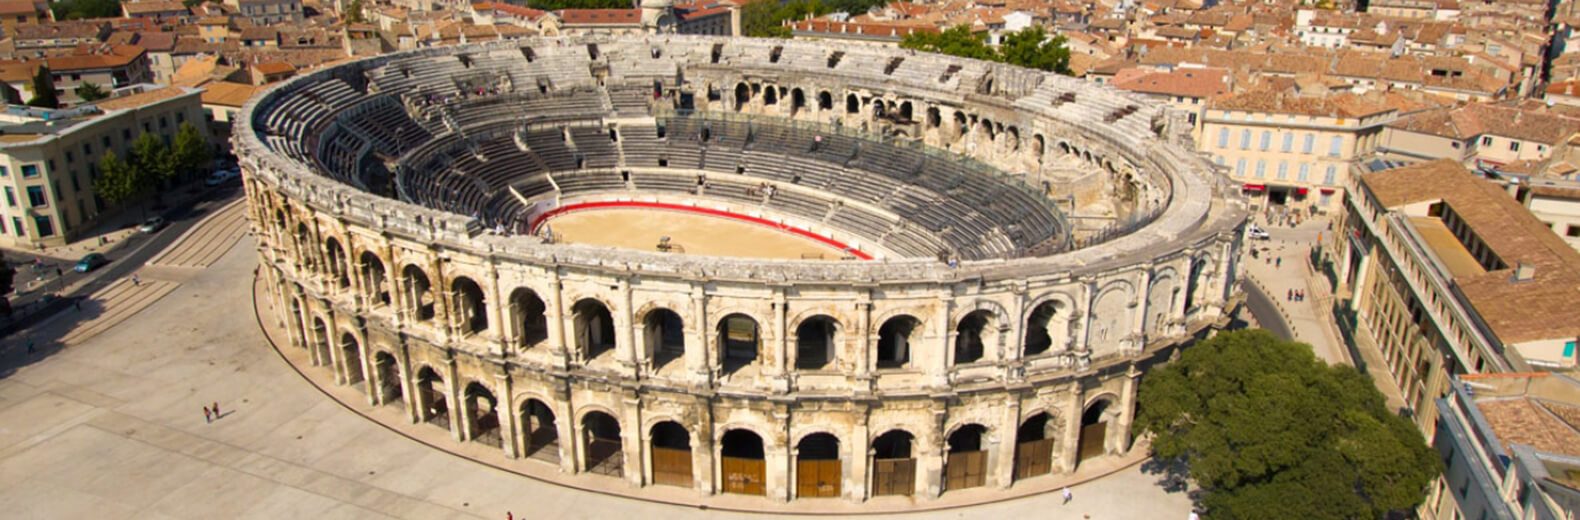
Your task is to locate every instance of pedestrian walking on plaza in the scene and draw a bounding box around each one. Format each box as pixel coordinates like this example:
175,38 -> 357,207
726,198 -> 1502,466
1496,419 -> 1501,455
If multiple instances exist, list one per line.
1287,289 -> 1293,301
507,513 -> 513,520
1275,257 -> 1282,268
203,406 -> 211,423
132,275 -> 140,287
213,402 -> 220,418
1062,486 -> 1072,504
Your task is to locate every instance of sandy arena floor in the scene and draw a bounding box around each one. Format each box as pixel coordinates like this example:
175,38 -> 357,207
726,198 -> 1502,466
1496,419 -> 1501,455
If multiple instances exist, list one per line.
542,208 -> 851,260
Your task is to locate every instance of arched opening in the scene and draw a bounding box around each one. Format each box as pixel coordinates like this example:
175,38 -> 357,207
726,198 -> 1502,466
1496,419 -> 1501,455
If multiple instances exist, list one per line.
763,86 -> 779,106
1024,301 -> 1067,356
372,351 -> 402,406
817,91 -> 832,110
926,106 -> 941,128
510,288 -> 548,348
288,296 -> 305,350
954,310 -> 993,364
414,366 -> 448,429
309,317 -> 331,367
871,430 -> 916,496
794,315 -> 837,370
340,332 -> 364,385
360,252 -> 389,305
945,424 -> 988,491
876,315 -> 918,369
573,299 -> 616,360
1185,258 -> 1208,312
1078,400 -> 1117,466
295,224 -> 316,270
720,429 -> 766,495
898,101 -> 913,122
796,433 -> 841,498
324,238 -> 349,288
521,399 -> 559,462
402,265 -> 434,322
1145,275 -> 1177,334
1014,413 -> 1054,481
952,111 -> 967,136
451,277 -> 487,335
464,382 -> 500,447
644,308 -> 686,369
582,411 -> 623,476
1006,126 -> 1021,151
718,313 -> 759,373
845,93 -> 859,114
734,83 -> 750,111
1033,134 -> 1046,160
643,421 -> 689,487
790,88 -> 806,115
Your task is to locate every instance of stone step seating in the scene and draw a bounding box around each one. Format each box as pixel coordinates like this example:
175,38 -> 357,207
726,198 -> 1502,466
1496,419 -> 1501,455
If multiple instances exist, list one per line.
521,129 -> 578,172
552,169 -> 624,194
570,126 -> 619,169
371,56 -> 470,96
660,118 -> 705,169
336,95 -> 432,154
618,124 -> 664,167
607,87 -> 653,115
447,137 -> 542,191
313,125 -> 370,187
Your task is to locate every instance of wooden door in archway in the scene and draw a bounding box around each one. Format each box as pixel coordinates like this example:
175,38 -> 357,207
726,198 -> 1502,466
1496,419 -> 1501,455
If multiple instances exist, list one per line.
1078,422 -> 1106,461
1014,439 -> 1054,480
796,459 -> 841,498
871,458 -> 915,496
721,456 -> 766,495
945,451 -> 986,490
651,447 -> 692,487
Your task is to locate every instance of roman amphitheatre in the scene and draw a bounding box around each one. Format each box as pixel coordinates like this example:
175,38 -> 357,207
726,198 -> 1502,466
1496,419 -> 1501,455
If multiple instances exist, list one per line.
238,34 -> 1246,511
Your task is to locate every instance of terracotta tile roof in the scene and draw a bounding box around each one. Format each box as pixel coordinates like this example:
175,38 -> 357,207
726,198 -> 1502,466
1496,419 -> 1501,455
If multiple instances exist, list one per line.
1360,160 -> 1580,345
472,1 -> 546,19
1111,66 -> 1228,99
123,1 -> 189,15
12,21 -> 109,41
92,86 -> 192,111
1476,398 -> 1580,458
1209,90 -> 1395,118
44,45 -> 146,72
198,80 -> 258,107
555,8 -> 641,25
252,61 -> 295,75
1395,104 -> 1580,144
0,0 -> 37,16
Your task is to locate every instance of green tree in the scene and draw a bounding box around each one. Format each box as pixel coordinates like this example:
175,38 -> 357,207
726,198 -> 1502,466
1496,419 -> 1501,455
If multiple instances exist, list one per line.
182,0 -> 205,8
900,25 -> 997,62
743,0 -> 830,38
130,132 -> 173,185
50,0 -> 121,20
344,0 -> 366,23
1136,330 -> 1440,520
74,81 -> 108,103
997,26 -> 1072,74
169,122 -> 212,175
26,66 -> 58,109
92,150 -> 147,209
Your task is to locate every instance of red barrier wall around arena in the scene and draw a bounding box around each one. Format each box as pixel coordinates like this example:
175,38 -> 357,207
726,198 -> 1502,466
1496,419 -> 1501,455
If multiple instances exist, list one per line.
530,200 -> 874,260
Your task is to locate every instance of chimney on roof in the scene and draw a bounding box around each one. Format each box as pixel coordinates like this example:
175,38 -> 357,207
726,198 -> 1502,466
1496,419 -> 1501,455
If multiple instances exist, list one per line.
1513,262 -> 1536,282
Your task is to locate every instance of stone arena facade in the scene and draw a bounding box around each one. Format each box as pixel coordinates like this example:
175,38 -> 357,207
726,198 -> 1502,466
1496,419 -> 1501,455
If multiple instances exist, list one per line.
236,35 -> 1247,507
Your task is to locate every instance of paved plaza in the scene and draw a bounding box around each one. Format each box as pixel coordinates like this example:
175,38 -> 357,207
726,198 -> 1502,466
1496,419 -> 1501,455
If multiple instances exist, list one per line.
0,214 -> 1199,518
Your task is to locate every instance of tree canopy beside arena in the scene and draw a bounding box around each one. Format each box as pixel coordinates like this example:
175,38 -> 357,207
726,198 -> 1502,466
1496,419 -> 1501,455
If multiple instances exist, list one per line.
743,0 -> 831,38
1135,329 -> 1440,520
901,25 -> 1073,75
527,0 -> 632,10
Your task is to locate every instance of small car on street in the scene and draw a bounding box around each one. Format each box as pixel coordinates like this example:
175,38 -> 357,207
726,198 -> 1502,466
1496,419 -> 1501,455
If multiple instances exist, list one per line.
74,253 -> 108,273
139,216 -> 167,234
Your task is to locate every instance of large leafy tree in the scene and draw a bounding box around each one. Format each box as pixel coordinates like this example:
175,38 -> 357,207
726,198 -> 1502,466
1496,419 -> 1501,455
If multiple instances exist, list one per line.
900,25 -> 997,62
169,122 -> 212,175
131,131 -> 173,184
92,150 -> 146,207
998,26 -> 1072,74
75,81 -> 108,103
1136,329 -> 1440,520
743,0 -> 831,38
50,0 -> 121,20
27,66 -> 59,109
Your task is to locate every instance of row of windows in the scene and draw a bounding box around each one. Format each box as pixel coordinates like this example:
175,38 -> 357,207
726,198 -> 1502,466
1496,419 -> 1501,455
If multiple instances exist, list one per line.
1477,135 -> 1546,153
1219,157 -> 1340,185
1216,128 -> 1346,157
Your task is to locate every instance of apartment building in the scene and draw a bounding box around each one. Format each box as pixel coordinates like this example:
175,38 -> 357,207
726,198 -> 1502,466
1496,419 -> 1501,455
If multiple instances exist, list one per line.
0,0 -> 49,35
1331,160 -> 1580,440
1201,91 -> 1407,214
1427,373 -> 1580,520
1110,66 -> 1229,145
0,87 -> 208,248
224,0 -> 304,26
45,45 -> 155,106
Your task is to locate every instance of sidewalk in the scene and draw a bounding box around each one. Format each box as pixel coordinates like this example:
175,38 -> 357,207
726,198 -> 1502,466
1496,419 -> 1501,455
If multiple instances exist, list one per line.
1,182 -> 216,263
1241,215 -> 1352,366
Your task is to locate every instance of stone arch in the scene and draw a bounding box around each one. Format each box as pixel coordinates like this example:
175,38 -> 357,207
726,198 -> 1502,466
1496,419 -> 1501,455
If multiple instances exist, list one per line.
324,237 -> 350,288
401,264 -> 435,322
944,423 -> 990,491
952,110 -> 968,136
720,427 -> 767,495
1013,412 -> 1057,481
359,251 -> 390,305
1023,296 -> 1073,356
763,85 -> 779,105
1077,394 -> 1123,466
450,276 -> 488,335
1184,255 -> 1212,312
793,314 -> 840,370
520,398 -> 559,462
413,365 -> 449,428
790,87 -> 806,115
642,306 -> 685,369
339,331 -> 364,384
572,298 -> 617,360
845,93 -> 859,114
953,301 -> 1008,365
717,312 -> 761,372
649,420 -> 693,487
875,314 -> 921,369
817,90 -> 833,110
1033,134 -> 1046,159
870,428 -> 917,497
295,223 -> 317,270
308,315 -> 331,366
1145,269 -> 1179,335
463,380 -> 500,446
371,350 -> 402,405
1088,281 -> 1135,355
926,106 -> 941,128
508,287 -> 548,348
581,409 -> 623,476
898,101 -> 913,122
1006,126 -> 1021,151
795,431 -> 842,498
734,82 -> 750,111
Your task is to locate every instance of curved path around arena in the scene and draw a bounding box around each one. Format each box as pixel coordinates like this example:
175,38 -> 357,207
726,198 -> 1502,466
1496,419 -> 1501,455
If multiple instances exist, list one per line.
0,216 -> 1196,519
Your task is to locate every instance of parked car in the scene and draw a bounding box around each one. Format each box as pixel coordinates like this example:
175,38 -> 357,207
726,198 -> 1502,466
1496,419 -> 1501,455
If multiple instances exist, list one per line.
205,169 -> 240,186
1246,224 -> 1271,240
139,216 -> 166,234
74,253 -> 108,273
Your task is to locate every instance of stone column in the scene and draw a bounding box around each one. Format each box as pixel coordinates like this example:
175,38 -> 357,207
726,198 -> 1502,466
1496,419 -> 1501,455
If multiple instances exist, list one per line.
848,403 -> 871,502
1058,381 -> 1083,473
486,263 -> 508,356
769,406 -> 791,502
548,272 -> 569,368
921,407 -> 945,498
935,294 -> 954,388
995,393 -> 1022,489
444,357 -> 464,442
855,297 -> 871,378
553,384 -> 578,474
694,396 -> 716,496
397,339 -> 421,424
617,279 -> 638,378
496,371 -> 518,458
621,393 -> 644,487
1114,364 -> 1142,455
